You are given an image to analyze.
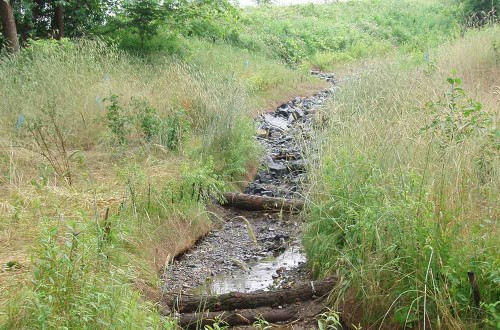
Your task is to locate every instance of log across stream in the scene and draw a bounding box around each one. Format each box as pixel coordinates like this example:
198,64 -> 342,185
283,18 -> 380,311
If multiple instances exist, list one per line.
161,72 -> 337,327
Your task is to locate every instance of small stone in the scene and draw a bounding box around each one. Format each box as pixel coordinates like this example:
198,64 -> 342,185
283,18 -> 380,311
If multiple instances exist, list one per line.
263,114 -> 288,131
257,128 -> 268,138
268,162 -> 287,176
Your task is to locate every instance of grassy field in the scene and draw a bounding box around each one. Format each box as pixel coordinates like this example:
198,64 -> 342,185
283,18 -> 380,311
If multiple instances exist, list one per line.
304,27 -> 500,328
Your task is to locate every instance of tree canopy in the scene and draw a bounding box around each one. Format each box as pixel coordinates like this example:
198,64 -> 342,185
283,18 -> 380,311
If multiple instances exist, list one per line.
1,0 -> 239,53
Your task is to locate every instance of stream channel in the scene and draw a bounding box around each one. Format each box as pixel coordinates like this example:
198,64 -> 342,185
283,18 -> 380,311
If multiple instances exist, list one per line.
162,71 -> 336,306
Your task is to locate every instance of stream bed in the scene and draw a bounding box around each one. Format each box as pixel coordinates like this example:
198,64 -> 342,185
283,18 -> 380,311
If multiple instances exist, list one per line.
162,72 -> 336,298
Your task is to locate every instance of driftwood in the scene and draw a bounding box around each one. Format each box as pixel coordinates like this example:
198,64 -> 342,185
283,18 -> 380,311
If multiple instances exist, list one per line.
221,192 -> 304,212
179,307 -> 296,329
164,278 -> 335,313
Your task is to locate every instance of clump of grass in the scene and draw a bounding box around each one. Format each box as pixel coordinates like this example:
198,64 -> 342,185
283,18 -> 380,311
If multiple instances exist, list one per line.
304,27 -> 500,328
2,221 -> 167,329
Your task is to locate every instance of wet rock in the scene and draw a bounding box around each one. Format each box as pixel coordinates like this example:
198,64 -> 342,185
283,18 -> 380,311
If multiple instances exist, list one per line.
291,107 -> 305,120
263,114 -> 288,131
267,161 -> 288,176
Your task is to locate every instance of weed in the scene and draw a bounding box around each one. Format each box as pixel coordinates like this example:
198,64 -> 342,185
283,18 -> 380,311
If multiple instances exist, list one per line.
304,27 -> 500,328
160,109 -> 190,151
317,308 -> 343,330
26,101 -> 73,185
204,315 -> 229,330
105,94 -> 129,144
253,316 -> 272,330
3,220 -> 167,329
134,98 -> 161,142
423,73 -> 493,144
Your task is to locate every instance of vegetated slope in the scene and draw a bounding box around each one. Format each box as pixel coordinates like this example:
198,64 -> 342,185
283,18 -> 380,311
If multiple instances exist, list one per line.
0,37 -> 321,328
304,27 -> 500,329
239,0 -> 460,68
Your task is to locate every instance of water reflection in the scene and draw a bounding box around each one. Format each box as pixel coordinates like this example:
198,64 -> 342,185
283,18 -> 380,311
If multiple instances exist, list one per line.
202,245 -> 306,295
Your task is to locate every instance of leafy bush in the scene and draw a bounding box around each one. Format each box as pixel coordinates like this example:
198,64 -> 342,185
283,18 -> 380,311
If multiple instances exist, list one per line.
159,109 -> 190,151
135,98 -> 161,142
106,94 -> 129,144
462,0 -> 500,17
423,74 -> 494,144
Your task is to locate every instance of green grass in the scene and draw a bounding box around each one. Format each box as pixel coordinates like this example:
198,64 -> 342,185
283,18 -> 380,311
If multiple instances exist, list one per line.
0,18 -> 328,325
238,0 -> 460,68
304,27 -> 500,329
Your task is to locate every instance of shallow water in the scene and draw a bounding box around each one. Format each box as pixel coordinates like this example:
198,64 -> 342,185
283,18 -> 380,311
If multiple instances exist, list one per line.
203,244 -> 307,294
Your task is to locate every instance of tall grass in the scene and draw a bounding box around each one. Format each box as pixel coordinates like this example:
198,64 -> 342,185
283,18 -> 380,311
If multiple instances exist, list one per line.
304,27 -> 500,328
0,38 -> 270,327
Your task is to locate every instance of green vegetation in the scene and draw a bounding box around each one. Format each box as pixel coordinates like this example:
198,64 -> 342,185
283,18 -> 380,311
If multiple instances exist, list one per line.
238,0 -> 460,68
1,0 -> 498,328
0,37 -> 318,327
0,38 -> 255,328
304,27 -> 500,328
0,12 -> 324,326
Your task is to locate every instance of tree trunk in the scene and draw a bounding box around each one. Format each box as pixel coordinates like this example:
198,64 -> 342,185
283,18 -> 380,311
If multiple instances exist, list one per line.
0,0 -> 19,54
179,307 -> 297,329
221,192 -> 304,212
53,3 -> 64,39
163,277 -> 336,313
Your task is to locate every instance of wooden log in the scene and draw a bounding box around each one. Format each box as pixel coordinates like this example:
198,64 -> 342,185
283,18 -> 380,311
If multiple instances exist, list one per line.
221,192 -> 304,212
164,278 -> 335,313
179,307 -> 296,329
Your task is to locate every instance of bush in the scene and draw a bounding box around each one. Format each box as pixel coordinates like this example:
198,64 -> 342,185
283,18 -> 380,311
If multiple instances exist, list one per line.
239,0 -> 460,67
462,0 -> 500,17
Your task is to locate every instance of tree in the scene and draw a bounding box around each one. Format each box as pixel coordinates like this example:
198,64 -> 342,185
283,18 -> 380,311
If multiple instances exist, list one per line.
124,0 -> 163,50
254,0 -> 274,6
0,0 -> 19,53
53,1 -> 64,39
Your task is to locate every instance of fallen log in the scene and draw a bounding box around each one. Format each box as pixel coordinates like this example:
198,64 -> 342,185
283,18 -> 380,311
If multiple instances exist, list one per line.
164,277 -> 335,313
179,307 -> 296,329
221,192 -> 304,212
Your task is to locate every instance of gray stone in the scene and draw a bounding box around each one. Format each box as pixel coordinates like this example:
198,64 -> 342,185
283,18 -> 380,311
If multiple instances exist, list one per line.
292,108 -> 305,119
263,114 -> 288,131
